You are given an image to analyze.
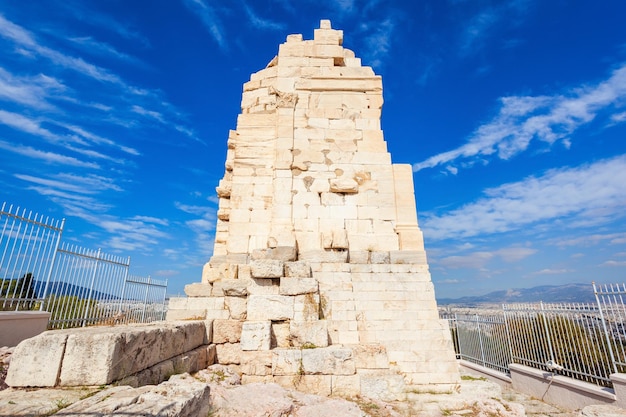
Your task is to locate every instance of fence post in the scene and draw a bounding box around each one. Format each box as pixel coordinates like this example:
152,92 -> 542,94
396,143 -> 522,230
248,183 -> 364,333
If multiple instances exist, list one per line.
39,218 -> 65,310
540,301 -> 557,365
476,314 -> 488,367
117,257 -> 131,317
160,279 -> 168,320
141,275 -> 151,323
82,248 -> 101,327
593,281 -> 619,374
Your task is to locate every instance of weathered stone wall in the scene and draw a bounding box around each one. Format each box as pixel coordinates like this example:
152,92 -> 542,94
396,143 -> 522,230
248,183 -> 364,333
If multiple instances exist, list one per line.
168,19 -> 459,399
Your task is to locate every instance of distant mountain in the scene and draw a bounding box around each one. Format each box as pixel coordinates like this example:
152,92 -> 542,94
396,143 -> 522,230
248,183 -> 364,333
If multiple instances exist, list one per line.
437,283 -> 596,305
32,280 -> 119,301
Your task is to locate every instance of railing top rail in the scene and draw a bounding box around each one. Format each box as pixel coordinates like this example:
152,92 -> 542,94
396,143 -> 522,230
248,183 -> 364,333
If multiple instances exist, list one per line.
0,203 -> 64,232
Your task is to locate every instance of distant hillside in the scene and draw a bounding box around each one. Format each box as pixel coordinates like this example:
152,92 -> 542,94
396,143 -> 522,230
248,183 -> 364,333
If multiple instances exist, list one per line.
437,283 -> 596,305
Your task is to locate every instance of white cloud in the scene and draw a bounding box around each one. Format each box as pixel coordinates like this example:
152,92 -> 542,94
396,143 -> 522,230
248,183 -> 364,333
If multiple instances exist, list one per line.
15,173 -> 121,194
182,0 -> 227,50
422,155 -> 626,240
414,64 -> 626,172
243,4 -> 285,31
0,140 -> 99,168
533,268 -> 573,275
0,110 -> 58,140
0,68 -> 65,109
600,260 -> 626,267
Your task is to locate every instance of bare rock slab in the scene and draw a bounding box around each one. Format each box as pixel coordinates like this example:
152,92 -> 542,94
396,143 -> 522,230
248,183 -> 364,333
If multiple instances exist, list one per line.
55,374 -> 210,417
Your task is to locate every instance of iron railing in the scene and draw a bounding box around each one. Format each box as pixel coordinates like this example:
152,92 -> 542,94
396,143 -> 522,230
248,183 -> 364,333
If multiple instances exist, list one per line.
443,284 -> 626,388
1,203 -> 168,329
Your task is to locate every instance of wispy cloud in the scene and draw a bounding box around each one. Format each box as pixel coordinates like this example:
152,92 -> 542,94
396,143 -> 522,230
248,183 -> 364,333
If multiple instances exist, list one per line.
437,246 -> 535,270
68,36 -> 143,65
0,140 -> 99,168
459,0 -> 530,56
0,68 -> 65,109
0,110 -> 58,140
243,4 -> 285,31
422,155 -> 626,240
361,18 -> 395,68
0,14 -> 122,84
414,64 -> 626,172
182,0 -> 227,50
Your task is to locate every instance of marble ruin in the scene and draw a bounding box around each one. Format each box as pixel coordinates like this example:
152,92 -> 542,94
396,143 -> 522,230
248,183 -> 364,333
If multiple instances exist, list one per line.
167,20 -> 459,399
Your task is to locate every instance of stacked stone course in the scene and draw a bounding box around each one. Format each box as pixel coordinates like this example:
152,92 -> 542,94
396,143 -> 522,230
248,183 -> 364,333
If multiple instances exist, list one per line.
167,20 -> 459,400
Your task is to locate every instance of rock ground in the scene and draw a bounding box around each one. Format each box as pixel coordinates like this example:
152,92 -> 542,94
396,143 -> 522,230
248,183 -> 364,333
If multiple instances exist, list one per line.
2,353 -> 626,417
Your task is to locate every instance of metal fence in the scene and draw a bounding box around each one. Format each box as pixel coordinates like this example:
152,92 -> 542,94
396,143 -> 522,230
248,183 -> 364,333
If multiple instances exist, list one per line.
1,203 -> 168,329
444,284 -> 626,388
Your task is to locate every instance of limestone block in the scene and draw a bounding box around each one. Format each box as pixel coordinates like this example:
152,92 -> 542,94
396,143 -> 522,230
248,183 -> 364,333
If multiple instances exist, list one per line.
328,375 -> 360,399
166,309 -> 206,321
298,249 -> 348,263
251,246 -> 297,262
276,375 -> 332,396
6,330 -> 68,387
248,295 -> 294,320
348,250 -> 370,263
202,262 -> 220,283
301,347 -> 355,375
285,261 -> 312,277
225,296 -> 247,320
389,250 -> 427,265
55,322 -> 206,386
331,229 -> 349,249
295,232 -> 322,252
370,251 -> 390,264
320,192 -> 344,206
294,293 -> 320,321
271,321 -> 291,348
272,349 -> 302,375
184,296 -> 225,311
238,264 -> 252,280
205,309 -> 231,320
202,320 -> 213,344
216,343 -> 243,365
329,178 -> 359,193
184,283 -> 213,297
289,321 -> 329,348
351,344 -> 389,369
213,319 -> 242,344
279,277 -> 318,295
220,279 -> 248,297
250,259 -> 284,278
247,277 -> 280,295
240,321 -> 272,351
239,350 -> 273,375
359,370 -> 407,401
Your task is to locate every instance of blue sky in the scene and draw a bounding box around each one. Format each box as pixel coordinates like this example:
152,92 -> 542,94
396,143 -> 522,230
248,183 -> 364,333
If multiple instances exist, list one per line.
1,1 -> 625,299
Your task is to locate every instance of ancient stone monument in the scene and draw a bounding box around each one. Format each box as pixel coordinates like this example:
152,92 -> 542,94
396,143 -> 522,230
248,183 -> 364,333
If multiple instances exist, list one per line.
167,20 -> 459,399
